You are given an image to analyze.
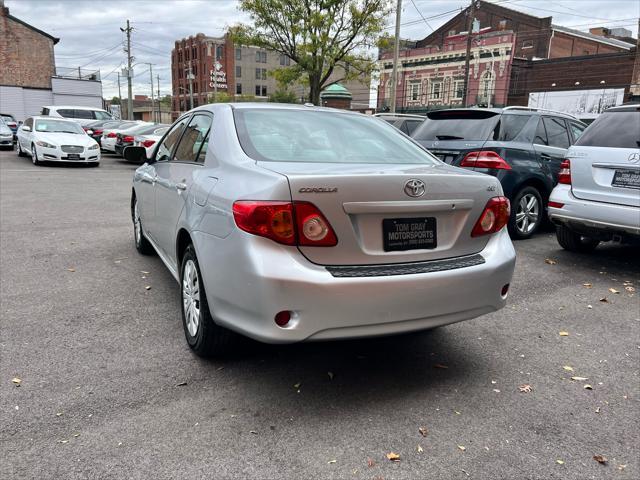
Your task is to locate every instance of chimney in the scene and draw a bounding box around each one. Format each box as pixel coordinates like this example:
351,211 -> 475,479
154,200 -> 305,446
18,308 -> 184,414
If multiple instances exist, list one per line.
1,0 -> 9,17
589,27 -> 610,37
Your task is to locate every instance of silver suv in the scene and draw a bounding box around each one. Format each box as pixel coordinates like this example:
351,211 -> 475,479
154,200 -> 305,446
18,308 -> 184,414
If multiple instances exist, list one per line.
548,104 -> 640,251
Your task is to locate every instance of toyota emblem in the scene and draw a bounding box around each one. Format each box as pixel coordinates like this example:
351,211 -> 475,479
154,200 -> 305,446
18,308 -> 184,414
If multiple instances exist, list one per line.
404,179 -> 425,197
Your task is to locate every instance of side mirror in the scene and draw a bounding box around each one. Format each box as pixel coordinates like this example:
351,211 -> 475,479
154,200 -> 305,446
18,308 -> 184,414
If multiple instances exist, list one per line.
22,126 -> 31,132
123,146 -> 147,164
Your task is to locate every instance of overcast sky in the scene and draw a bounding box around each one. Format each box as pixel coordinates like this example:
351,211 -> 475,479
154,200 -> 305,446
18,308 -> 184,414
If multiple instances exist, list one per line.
6,0 -> 639,99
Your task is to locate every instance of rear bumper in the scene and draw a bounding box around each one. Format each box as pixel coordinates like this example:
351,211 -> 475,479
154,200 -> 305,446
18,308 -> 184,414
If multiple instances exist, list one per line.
549,185 -> 640,236
193,228 -> 516,344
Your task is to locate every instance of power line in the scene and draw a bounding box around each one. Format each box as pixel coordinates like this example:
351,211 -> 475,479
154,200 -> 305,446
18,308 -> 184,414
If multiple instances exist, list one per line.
409,0 -> 435,32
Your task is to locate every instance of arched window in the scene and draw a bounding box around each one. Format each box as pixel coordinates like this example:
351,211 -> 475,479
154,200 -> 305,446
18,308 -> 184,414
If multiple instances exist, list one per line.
480,70 -> 495,100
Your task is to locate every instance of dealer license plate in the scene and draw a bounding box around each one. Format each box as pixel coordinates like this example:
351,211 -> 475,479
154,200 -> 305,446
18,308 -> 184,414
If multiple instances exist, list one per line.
383,217 -> 437,252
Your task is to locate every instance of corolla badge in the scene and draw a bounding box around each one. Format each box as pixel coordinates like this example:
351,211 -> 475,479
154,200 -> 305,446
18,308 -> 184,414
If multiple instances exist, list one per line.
404,179 -> 425,197
628,152 -> 640,164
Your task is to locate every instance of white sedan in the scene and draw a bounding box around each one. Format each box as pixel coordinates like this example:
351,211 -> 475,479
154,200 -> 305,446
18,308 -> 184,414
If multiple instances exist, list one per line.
16,116 -> 100,166
133,126 -> 169,159
101,122 -> 151,153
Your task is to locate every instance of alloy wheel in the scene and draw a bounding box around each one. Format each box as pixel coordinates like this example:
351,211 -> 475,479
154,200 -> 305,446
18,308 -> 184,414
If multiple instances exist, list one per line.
182,259 -> 201,338
515,193 -> 539,235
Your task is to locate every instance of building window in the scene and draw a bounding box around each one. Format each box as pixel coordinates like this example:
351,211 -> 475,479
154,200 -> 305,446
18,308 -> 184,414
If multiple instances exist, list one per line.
480,70 -> 494,102
256,51 -> 267,63
256,68 -> 261,80
237,83 -> 242,95
430,81 -> 441,100
453,79 -> 465,99
521,40 -> 534,50
255,85 -> 261,96
262,68 -> 267,80
192,47 -> 197,59
193,65 -> 197,76
235,48 -> 242,60
279,54 -> 290,66
408,81 -> 420,102
262,85 -> 267,97
236,66 -> 241,78
216,45 -> 223,60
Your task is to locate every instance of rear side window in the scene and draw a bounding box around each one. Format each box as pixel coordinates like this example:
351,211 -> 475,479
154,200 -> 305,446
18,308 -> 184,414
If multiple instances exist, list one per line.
576,111 -> 640,148
74,109 -> 94,119
94,111 -> 112,120
57,109 -> 74,118
413,110 -> 499,141
533,119 -> 547,145
405,120 -> 422,136
499,114 -> 532,142
41,108 -> 50,116
543,117 -> 570,149
569,121 -> 586,143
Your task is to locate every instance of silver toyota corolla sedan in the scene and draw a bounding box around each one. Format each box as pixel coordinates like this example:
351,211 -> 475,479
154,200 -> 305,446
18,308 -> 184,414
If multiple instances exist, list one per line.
126,103 -> 516,356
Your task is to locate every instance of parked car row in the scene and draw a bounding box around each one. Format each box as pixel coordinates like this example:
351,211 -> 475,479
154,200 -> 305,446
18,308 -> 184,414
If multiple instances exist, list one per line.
0,117 -> 14,149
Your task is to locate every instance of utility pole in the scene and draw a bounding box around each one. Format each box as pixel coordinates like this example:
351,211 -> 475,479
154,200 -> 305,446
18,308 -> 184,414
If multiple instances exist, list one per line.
187,62 -> 194,110
143,63 -> 154,123
462,1 -> 476,107
121,20 -> 134,120
117,71 -> 122,109
157,75 -> 161,123
389,0 -> 402,113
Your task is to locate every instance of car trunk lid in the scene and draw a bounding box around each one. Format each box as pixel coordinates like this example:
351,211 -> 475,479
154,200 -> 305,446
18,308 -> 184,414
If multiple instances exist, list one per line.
259,161 -> 500,266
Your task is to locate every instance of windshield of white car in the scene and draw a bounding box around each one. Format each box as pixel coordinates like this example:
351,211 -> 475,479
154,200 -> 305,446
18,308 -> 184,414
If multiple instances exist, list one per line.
234,109 -> 438,164
35,119 -> 85,134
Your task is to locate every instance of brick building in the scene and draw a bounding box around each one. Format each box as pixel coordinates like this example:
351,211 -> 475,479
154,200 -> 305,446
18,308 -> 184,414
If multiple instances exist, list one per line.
0,0 -> 58,89
377,0 -> 635,112
0,1 -> 104,121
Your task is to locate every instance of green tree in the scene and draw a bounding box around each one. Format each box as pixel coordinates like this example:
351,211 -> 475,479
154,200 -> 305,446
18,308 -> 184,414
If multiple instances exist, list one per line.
232,0 -> 390,105
269,89 -> 298,104
110,96 -> 121,105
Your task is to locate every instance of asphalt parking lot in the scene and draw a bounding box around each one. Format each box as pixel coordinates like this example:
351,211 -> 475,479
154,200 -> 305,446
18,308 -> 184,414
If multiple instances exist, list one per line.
1,148 -> 638,480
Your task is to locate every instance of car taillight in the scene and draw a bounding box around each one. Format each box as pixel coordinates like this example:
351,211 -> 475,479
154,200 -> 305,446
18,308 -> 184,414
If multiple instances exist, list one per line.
232,201 -> 337,246
558,159 -> 571,185
107,132 -> 117,138
123,135 -> 134,143
460,151 -> 512,170
142,139 -> 156,148
471,196 -> 510,237
93,129 -> 103,135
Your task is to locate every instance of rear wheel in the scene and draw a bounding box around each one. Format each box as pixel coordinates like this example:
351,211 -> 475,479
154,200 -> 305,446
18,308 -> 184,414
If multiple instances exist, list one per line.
509,186 -> 543,240
181,245 -> 237,357
132,197 -> 154,255
555,225 -> 600,252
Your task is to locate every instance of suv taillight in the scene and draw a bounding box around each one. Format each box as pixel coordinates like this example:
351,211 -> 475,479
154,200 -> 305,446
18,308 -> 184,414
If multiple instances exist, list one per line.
471,196 -> 510,237
123,135 -> 134,143
107,132 -> 117,138
233,201 -> 338,246
558,159 -> 571,185
460,151 -> 512,170
142,139 -> 156,148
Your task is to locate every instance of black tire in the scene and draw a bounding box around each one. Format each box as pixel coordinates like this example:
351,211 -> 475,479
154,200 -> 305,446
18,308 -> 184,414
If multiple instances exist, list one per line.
17,141 -> 26,157
508,186 -> 543,240
180,244 -> 237,357
555,225 -> 600,253
31,144 -> 41,166
132,196 -> 154,255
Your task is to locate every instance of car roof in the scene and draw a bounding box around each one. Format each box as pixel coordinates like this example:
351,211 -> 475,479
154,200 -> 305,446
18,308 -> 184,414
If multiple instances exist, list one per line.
374,113 -> 425,120
189,102 -> 362,116
605,104 -> 640,113
428,107 -> 579,120
30,115 -> 80,122
42,105 -> 109,112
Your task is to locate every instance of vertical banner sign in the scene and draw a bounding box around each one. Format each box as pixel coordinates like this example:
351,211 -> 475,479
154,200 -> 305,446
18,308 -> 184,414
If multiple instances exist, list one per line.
209,61 -> 228,89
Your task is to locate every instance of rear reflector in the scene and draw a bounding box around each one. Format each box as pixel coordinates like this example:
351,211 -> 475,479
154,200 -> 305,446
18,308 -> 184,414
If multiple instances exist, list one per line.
471,196 -> 510,237
274,311 -> 291,327
558,159 -> 571,185
548,201 -> 564,208
233,201 -> 337,246
460,151 -> 511,170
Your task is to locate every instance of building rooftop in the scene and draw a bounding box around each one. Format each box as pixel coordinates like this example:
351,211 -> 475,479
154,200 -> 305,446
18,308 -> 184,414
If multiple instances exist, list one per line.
551,24 -> 635,50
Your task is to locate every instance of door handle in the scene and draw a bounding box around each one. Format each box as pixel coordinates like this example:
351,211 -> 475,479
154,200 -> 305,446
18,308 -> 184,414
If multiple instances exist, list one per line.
176,182 -> 187,191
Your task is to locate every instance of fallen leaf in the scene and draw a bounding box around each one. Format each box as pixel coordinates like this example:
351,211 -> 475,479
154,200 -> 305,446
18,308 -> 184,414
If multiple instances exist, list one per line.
367,458 -> 375,468
571,376 -> 589,381
417,445 -> 424,453
491,380 -> 497,384
599,297 -> 608,303
595,406 -> 601,413
519,384 -> 533,393
583,283 -> 592,288
56,412 -> 63,417
141,271 -> 150,274
418,426 -> 428,437
176,381 -> 187,387
250,430 -> 258,435
386,452 -> 400,462
67,267 -> 75,272
563,366 -> 574,372
608,288 -> 619,294
11,377 -> 21,386
73,433 -> 80,438
327,459 -> 336,464
59,439 -> 69,444
587,304 -> 593,309
493,389 -> 501,393
145,286 -> 152,290
293,382 -> 301,389
457,445 -> 466,452
559,331 -> 569,336
545,258 -> 557,265
593,454 -> 607,465
617,464 -> 627,470
454,411 -> 461,415
327,372 -> 334,380
433,363 -> 448,369
625,286 -> 635,292
584,384 -> 593,390
556,460 -> 565,465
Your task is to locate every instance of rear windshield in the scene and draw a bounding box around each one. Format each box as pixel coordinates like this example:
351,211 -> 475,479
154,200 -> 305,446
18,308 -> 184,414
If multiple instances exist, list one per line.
234,109 -> 438,164
412,110 -> 499,141
575,110 -> 640,149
